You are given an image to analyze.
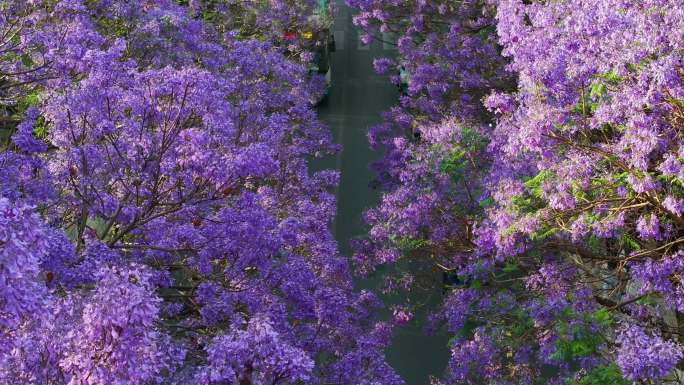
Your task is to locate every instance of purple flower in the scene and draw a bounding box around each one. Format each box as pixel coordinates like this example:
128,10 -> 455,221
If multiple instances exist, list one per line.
373,58 -> 396,74
195,315 -> 314,384
616,324 -> 683,381
662,195 -> 684,216
636,213 -> 662,241
391,306 -> 413,325
484,92 -> 515,115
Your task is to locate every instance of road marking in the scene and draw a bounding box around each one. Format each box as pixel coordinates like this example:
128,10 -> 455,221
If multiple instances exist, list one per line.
333,31 -> 345,51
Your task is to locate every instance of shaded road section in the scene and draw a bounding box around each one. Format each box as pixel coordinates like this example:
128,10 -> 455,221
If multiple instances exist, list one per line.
313,1 -> 450,384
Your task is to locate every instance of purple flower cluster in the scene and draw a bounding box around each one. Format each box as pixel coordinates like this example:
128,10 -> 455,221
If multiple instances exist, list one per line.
4,0 -> 684,382
0,0 -> 400,383
195,316 -> 314,384
189,0 -> 333,56
0,199 -> 49,350
347,0 -> 684,382
59,265 -> 179,385
631,251 -> 684,312
616,324 -> 683,381
446,330 -> 499,384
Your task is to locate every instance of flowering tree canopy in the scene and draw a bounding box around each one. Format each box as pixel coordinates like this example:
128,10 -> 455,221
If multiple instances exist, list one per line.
0,1 -> 402,384
3,0 -> 684,383
349,0 -> 684,383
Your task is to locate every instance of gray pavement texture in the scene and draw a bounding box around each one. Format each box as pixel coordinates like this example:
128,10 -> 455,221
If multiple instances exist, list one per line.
312,1 -> 450,384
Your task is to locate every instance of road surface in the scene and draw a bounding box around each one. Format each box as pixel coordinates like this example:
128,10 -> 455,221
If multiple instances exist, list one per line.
313,1 -> 450,384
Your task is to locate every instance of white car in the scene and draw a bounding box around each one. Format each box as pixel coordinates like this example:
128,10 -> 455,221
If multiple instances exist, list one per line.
398,65 -> 410,95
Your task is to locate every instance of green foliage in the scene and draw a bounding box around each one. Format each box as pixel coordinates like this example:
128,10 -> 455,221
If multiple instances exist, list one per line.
636,295 -> 658,306
95,14 -> 131,38
529,226 -> 557,241
573,70 -> 623,117
599,70 -> 622,84
524,170 -> 552,198
508,170 -> 554,214
589,70 -> 621,100
572,89 -> 597,116
451,319 -> 479,341
19,53 -> 34,68
625,57 -> 652,74
552,333 -> 600,361
16,91 -> 40,113
476,25 -> 497,40
510,191 -> 544,214
439,127 -> 488,184
84,0 -> 132,38
395,236 -> 431,254
479,196 -> 495,209
440,147 -> 468,183
552,319 -> 604,362
460,126 -> 488,153
468,279 -> 483,290
501,223 -> 518,237
33,116 -> 48,138
670,97 -> 684,111
570,182 -> 589,203
509,314 -> 534,338
591,308 -> 613,327
618,233 -> 641,253
586,235 -> 603,254
567,364 -> 630,385
589,82 -> 607,100
502,262 -> 519,273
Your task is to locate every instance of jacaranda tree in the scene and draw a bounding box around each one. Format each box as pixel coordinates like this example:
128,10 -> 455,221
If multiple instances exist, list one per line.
348,0 -> 684,383
0,1 -> 403,384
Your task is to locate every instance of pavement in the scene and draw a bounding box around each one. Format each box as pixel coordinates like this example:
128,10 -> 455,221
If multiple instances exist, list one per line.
312,1 -> 451,384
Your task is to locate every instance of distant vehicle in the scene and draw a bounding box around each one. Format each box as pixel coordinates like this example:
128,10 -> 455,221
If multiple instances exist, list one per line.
307,29 -> 334,104
277,1 -> 335,105
398,65 -> 410,95
304,0 -> 335,104
283,29 -> 334,105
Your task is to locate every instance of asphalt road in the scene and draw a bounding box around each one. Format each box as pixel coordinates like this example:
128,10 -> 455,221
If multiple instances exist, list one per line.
313,1 -> 450,384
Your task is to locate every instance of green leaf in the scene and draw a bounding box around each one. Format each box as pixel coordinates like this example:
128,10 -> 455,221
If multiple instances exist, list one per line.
592,308 -> 612,327
501,223 -> 518,237
601,70 -> 622,84
530,227 -> 557,241
589,82 -> 607,99
619,234 -> 641,252
396,237 -> 430,253
479,197 -> 494,208
568,364 -> 630,385
636,295 -> 657,306
20,53 -> 34,68
34,116 -> 50,138
440,148 -> 468,183
587,235 -> 603,254
523,170 -> 552,192
502,262 -> 519,273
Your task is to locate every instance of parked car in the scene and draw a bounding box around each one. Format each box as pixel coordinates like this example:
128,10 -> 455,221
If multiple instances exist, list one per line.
280,0 -> 335,105
305,1 -> 335,104
398,65 -> 410,95
307,29 -> 334,104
